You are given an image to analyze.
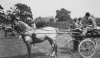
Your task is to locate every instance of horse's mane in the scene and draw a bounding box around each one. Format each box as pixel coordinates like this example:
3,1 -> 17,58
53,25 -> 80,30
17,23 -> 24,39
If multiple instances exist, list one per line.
16,21 -> 33,32
18,21 -> 32,28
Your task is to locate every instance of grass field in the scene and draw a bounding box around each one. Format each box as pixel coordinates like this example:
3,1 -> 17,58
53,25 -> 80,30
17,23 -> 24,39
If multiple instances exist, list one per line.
0,30 -> 100,58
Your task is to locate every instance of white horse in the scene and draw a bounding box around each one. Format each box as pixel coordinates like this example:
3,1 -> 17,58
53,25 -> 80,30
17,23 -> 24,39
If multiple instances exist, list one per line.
12,20 -> 58,58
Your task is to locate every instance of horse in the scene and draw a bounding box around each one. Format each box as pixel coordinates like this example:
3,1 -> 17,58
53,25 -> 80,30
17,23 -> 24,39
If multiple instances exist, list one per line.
12,20 -> 58,58
2,25 -> 16,37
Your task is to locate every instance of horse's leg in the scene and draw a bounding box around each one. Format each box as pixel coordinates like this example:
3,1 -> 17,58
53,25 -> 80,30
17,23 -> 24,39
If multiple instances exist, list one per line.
52,41 -> 57,57
23,36 -> 32,58
47,38 -> 57,57
24,41 -> 32,58
11,31 -> 14,36
5,31 -> 7,37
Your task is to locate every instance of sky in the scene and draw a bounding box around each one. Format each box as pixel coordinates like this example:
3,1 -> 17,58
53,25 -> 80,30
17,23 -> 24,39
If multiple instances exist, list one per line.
0,0 -> 100,19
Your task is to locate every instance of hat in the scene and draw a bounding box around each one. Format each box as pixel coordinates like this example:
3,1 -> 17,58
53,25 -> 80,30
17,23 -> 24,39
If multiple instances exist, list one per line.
85,12 -> 90,16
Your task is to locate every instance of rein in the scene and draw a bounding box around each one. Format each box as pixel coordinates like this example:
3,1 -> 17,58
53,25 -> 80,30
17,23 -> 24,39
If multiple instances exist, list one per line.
40,28 -> 55,31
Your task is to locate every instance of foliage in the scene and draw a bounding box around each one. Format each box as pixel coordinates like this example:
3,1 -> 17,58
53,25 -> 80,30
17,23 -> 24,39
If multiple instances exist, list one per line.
33,16 -> 50,28
55,8 -> 71,22
34,16 -> 56,23
34,16 -> 47,23
10,3 -> 33,25
49,17 -> 56,22
0,17 -> 9,24
0,5 -> 9,24
33,15 -> 75,28
35,21 -> 48,28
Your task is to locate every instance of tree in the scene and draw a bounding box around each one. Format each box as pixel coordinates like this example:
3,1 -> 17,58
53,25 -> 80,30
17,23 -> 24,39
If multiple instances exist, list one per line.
33,16 -> 53,28
10,3 -> 33,25
55,8 -> 71,22
0,5 -> 9,24
34,16 -> 55,23
49,16 -> 56,22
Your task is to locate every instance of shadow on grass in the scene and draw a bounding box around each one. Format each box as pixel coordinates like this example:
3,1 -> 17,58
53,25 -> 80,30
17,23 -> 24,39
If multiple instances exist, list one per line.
2,53 -> 52,58
0,36 -> 18,40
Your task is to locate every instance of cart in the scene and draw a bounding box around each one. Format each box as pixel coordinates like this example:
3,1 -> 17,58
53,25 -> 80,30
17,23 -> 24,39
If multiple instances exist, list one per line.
67,26 -> 100,58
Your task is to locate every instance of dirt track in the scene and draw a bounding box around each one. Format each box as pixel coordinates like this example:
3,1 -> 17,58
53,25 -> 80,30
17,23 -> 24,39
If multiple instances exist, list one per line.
0,30 -> 100,58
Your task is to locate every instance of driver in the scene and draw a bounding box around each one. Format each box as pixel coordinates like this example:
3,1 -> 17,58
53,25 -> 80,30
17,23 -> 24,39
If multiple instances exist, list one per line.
73,12 -> 97,52
80,12 -> 97,35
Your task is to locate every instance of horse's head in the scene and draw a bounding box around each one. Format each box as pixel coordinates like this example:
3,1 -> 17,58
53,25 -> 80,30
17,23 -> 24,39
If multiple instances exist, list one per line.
13,24 -> 22,33
12,20 -> 34,34
11,20 -> 23,33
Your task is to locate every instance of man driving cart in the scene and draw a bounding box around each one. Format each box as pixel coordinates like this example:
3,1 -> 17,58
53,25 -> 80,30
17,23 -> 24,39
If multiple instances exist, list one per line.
72,12 -> 99,52
80,12 -> 97,35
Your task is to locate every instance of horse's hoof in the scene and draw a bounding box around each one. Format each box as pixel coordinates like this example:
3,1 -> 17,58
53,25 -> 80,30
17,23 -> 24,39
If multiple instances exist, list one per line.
51,52 -> 55,56
50,53 -> 57,58
51,56 -> 57,58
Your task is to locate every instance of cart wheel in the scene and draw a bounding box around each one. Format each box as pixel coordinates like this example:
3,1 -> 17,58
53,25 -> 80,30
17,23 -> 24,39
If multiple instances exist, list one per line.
67,39 -> 78,54
79,38 -> 96,58
91,38 -> 97,46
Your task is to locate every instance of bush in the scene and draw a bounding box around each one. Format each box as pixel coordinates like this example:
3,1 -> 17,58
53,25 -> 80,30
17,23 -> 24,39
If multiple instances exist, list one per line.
36,21 -> 48,28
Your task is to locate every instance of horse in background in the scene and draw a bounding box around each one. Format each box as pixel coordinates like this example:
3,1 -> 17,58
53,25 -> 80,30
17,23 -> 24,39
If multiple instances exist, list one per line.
2,24 -> 16,37
12,20 -> 58,58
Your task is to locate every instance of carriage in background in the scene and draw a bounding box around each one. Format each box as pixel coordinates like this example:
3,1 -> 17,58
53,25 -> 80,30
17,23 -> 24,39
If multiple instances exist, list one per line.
66,25 -> 100,58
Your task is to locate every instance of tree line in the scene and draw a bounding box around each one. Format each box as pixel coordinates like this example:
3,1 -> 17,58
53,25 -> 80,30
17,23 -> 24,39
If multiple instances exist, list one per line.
0,3 -> 100,28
